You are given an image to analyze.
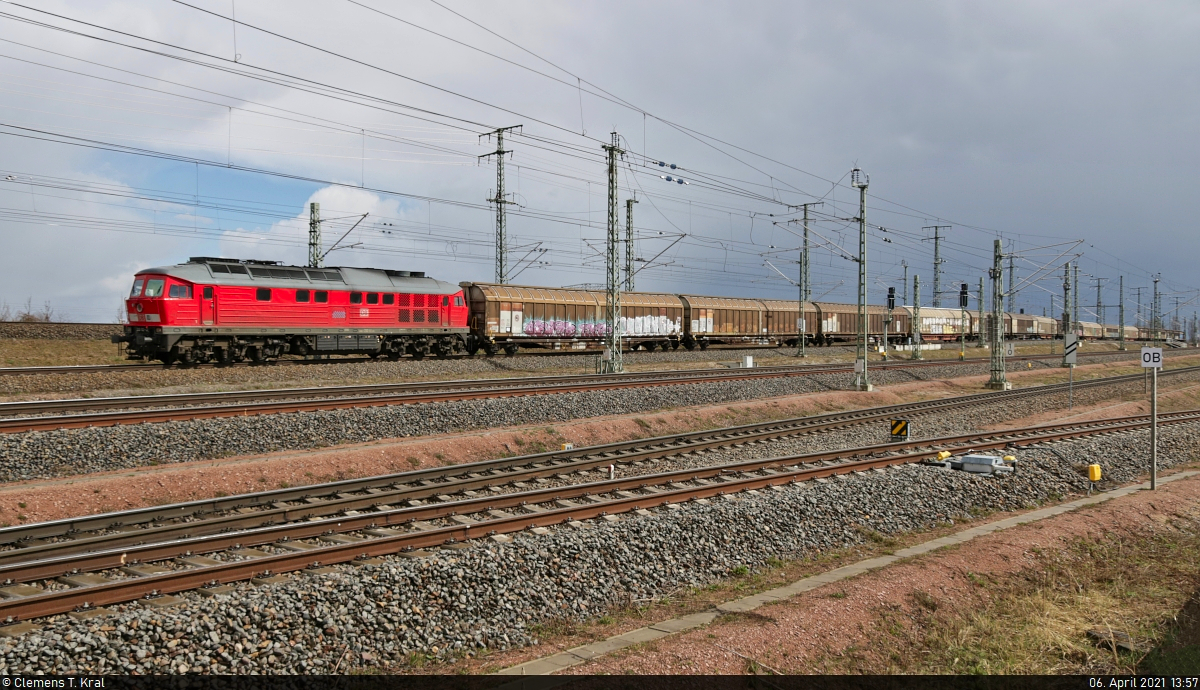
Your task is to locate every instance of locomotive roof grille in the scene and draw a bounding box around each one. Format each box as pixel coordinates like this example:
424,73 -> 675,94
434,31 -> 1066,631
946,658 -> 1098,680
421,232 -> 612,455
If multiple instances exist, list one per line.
161,258 -> 447,290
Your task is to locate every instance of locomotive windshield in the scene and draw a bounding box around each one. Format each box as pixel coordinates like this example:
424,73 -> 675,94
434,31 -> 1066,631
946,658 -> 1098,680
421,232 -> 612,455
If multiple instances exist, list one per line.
143,279 -> 165,297
129,279 -> 144,297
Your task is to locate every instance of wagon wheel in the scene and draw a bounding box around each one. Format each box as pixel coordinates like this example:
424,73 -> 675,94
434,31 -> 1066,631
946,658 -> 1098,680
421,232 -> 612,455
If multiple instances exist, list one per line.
504,343 -> 519,357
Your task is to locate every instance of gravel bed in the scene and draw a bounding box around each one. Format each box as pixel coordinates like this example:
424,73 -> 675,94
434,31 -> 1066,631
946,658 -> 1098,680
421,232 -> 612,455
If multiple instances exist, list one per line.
0,356 -> 1148,482
1,419 -> 1194,674
0,346 -> 1136,398
0,347 -> 826,398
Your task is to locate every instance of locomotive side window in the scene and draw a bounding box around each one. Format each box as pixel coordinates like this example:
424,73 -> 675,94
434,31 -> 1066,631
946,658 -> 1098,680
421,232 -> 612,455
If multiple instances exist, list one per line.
350,292 -> 363,304
315,291 -> 328,303
367,293 -> 379,305
167,284 -> 192,298
382,294 -> 395,305
454,296 -> 464,306
202,287 -> 213,299
443,296 -> 449,306
256,288 -> 272,302
130,279 -> 144,297
143,279 -> 165,297
296,289 -> 310,303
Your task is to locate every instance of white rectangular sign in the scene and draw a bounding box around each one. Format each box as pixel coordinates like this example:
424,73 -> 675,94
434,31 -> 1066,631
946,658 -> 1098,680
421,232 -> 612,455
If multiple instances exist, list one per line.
1005,341 -> 1015,357
1063,334 -> 1078,365
1141,347 -> 1163,368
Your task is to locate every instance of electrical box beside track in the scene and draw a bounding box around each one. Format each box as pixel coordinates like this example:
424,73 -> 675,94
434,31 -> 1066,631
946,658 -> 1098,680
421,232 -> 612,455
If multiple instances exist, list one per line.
924,453 -> 1014,476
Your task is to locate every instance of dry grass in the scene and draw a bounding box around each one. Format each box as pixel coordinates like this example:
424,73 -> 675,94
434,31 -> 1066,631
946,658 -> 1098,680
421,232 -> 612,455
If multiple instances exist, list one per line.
823,517 -> 1200,674
0,339 -> 129,367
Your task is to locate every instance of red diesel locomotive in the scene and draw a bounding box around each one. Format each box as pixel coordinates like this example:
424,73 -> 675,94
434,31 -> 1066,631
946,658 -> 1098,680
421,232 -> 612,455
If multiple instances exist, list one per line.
115,257 -> 469,363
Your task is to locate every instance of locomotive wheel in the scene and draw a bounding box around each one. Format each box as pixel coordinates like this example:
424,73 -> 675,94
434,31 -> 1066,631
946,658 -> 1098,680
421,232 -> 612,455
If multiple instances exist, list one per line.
386,350 -> 401,361
248,347 -> 266,363
215,348 -> 233,366
410,350 -> 426,361
434,348 -> 450,360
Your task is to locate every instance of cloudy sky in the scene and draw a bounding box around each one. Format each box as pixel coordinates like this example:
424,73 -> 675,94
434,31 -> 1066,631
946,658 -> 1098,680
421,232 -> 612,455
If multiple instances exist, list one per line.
0,0 -> 1197,324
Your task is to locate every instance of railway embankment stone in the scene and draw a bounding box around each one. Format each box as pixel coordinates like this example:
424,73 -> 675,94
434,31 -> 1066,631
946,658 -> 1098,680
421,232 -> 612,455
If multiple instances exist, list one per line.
0,421 -> 1194,674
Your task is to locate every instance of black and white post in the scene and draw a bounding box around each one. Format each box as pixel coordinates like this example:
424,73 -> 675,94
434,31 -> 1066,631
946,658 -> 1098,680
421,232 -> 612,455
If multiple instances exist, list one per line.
1142,346 -> 1162,489
1063,333 -> 1078,409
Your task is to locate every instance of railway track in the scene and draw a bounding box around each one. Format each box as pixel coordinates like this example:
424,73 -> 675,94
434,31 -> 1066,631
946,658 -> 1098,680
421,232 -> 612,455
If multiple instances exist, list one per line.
0,342 -> 837,377
0,374 -> 1191,623
1,364 -> 1187,543
0,347 -> 1132,378
0,350 -> 1148,433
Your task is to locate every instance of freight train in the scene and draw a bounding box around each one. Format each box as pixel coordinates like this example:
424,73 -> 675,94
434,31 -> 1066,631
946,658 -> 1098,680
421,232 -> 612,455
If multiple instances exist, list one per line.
113,257 -> 1182,363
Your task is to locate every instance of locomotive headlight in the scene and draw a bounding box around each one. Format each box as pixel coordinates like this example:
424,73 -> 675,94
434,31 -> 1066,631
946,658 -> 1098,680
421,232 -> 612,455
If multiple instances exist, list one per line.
135,303 -> 143,313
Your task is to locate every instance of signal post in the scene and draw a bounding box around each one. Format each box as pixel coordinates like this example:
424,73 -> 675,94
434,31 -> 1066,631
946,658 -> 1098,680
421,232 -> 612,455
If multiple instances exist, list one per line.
1143,346 -> 1162,489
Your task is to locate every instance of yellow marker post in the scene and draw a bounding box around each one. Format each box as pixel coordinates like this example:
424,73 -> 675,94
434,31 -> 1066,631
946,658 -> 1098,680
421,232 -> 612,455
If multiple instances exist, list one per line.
1088,463 -> 1102,495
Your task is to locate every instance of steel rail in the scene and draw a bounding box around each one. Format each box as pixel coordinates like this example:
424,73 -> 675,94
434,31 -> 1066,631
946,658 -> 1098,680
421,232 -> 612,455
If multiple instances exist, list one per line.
1,366 -> 1187,546
0,351 -> 1149,433
0,408 -> 1194,622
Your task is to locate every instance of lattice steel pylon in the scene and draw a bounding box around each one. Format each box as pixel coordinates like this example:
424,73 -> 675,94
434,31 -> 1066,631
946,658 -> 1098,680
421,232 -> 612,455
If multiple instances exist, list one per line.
922,225 -> 950,307
911,274 -> 922,360
600,132 -> 625,374
851,168 -> 871,391
307,202 -> 321,268
479,125 -> 521,284
624,196 -> 638,292
986,239 -> 1010,389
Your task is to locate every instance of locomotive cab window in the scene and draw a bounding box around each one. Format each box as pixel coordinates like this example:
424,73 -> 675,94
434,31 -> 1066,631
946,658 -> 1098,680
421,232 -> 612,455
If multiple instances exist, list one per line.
454,296 -> 464,306
350,292 -> 363,304
382,294 -> 395,305
442,296 -> 449,306
296,289 -> 310,303
202,286 -> 213,299
366,293 -> 379,305
256,288 -> 272,302
315,291 -> 328,303
143,279 -> 165,298
130,279 -> 144,297
167,284 -> 192,299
